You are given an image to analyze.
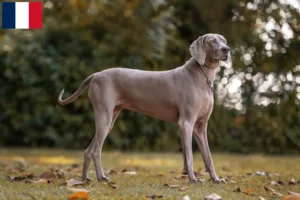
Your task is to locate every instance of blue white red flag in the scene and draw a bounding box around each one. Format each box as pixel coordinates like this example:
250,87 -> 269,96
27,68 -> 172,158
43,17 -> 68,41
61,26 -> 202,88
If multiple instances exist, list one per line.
2,2 -> 43,29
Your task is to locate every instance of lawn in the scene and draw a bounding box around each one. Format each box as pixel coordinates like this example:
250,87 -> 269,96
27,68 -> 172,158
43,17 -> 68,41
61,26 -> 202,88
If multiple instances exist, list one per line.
0,149 -> 299,200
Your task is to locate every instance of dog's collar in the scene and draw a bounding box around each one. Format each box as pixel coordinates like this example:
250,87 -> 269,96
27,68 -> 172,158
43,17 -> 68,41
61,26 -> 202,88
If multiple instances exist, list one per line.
198,64 -> 214,93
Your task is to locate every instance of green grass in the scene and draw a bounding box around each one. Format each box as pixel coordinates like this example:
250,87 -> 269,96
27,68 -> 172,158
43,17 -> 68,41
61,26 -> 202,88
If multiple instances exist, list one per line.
0,149 -> 299,200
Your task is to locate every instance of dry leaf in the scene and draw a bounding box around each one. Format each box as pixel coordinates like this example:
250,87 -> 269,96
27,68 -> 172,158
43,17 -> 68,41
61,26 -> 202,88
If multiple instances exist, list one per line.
108,182 -> 119,189
229,180 -> 237,184
278,180 -> 285,185
204,193 -> 222,200
146,195 -> 163,199
163,183 -> 178,188
121,169 -> 128,173
8,173 -> 35,182
123,171 -> 137,175
245,189 -> 251,195
289,178 -> 296,185
255,171 -> 266,176
270,181 -> 279,186
25,178 -> 52,184
273,192 -> 284,197
180,187 -> 188,191
39,172 -> 56,179
264,186 -> 275,193
6,166 -> 25,173
156,173 -> 164,177
107,169 -> 117,175
283,195 -> 300,200
67,188 -> 89,193
173,175 -> 188,180
182,195 -> 190,200
267,173 -> 280,177
67,179 -> 87,187
246,172 -> 252,176
68,191 -> 90,200
52,169 -> 65,178
194,171 -> 205,177
71,164 -> 80,168
258,196 -> 265,200
287,191 -> 300,196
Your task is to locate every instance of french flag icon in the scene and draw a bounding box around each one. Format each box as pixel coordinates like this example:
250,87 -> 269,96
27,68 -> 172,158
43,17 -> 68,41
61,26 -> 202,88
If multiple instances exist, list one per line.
2,2 -> 43,29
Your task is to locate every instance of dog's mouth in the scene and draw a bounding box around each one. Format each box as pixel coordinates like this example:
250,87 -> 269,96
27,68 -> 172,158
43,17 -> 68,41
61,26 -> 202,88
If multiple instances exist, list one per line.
221,56 -> 228,61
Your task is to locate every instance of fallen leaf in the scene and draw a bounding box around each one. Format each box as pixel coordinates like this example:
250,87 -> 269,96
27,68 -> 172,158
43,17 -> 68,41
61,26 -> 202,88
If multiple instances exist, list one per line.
229,180 -> 237,184
156,173 -> 164,177
267,173 -> 280,177
108,182 -> 119,189
278,180 -> 285,185
245,189 -> 251,195
67,179 -> 87,187
180,187 -> 188,191
264,186 -> 275,192
6,166 -> 25,173
146,195 -> 163,199
121,169 -> 128,173
52,169 -> 65,178
106,169 -> 117,175
39,172 -> 56,179
123,171 -> 137,175
289,178 -> 296,185
68,191 -> 89,200
182,195 -> 190,200
173,175 -> 188,180
8,173 -> 35,182
67,188 -> 89,193
255,171 -> 266,176
233,187 -> 241,192
258,196 -> 265,200
25,178 -> 52,184
283,195 -> 300,200
194,171 -> 205,177
273,191 -> 284,197
245,172 -> 252,176
71,164 -> 80,168
204,193 -> 222,200
288,191 -> 300,196
270,181 -> 279,186
163,183 -> 178,188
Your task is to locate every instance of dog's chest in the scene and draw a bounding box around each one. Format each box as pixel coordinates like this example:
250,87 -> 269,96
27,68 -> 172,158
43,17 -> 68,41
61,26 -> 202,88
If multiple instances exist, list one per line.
197,92 -> 214,117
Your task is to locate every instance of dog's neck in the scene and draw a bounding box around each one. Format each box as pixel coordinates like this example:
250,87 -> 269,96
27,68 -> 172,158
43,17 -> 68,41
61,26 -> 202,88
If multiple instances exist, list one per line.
187,58 -> 219,82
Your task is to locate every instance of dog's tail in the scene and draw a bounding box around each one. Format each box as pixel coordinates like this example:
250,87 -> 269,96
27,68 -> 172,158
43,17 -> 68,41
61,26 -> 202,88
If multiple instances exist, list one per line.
58,74 -> 95,105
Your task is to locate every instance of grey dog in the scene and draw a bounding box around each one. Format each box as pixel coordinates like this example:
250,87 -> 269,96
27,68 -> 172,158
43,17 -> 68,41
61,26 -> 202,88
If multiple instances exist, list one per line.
58,33 -> 230,183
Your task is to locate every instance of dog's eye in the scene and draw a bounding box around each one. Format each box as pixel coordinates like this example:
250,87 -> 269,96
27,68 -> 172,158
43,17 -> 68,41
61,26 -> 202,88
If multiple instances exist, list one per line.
211,39 -> 217,44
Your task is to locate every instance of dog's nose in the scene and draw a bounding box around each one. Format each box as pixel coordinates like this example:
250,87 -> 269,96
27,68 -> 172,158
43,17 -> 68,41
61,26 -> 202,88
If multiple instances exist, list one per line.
221,46 -> 230,53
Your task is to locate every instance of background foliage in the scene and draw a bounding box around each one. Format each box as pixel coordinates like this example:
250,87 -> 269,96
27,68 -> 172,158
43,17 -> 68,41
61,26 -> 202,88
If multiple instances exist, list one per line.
0,0 -> 299,154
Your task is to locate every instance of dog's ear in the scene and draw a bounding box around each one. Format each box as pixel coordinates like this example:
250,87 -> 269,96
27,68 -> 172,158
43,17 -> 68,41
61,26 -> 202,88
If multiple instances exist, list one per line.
189,36 -> 206,65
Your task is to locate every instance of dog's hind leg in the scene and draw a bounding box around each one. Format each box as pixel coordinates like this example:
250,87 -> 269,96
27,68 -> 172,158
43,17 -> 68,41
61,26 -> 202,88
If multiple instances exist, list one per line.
82,83 -> 116,182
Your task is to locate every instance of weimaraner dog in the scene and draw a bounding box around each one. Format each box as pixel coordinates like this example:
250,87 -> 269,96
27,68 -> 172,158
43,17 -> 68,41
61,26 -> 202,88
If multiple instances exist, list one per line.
58,33 -> 230,183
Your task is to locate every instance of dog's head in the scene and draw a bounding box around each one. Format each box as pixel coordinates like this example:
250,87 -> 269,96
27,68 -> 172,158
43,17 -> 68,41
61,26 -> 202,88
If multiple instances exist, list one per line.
189,33 -> 231,67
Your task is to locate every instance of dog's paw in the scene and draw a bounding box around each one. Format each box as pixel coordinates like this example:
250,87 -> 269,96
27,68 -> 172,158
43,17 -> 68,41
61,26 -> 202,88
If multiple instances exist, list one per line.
212,178 -> 227,184
190,178 -> 204,183
98,176 -> 110,182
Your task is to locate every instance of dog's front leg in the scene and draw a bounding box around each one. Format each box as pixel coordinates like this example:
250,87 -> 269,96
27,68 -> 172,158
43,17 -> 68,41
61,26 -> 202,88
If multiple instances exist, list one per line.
179,119 -> 198,182
194,120 -> 220,183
